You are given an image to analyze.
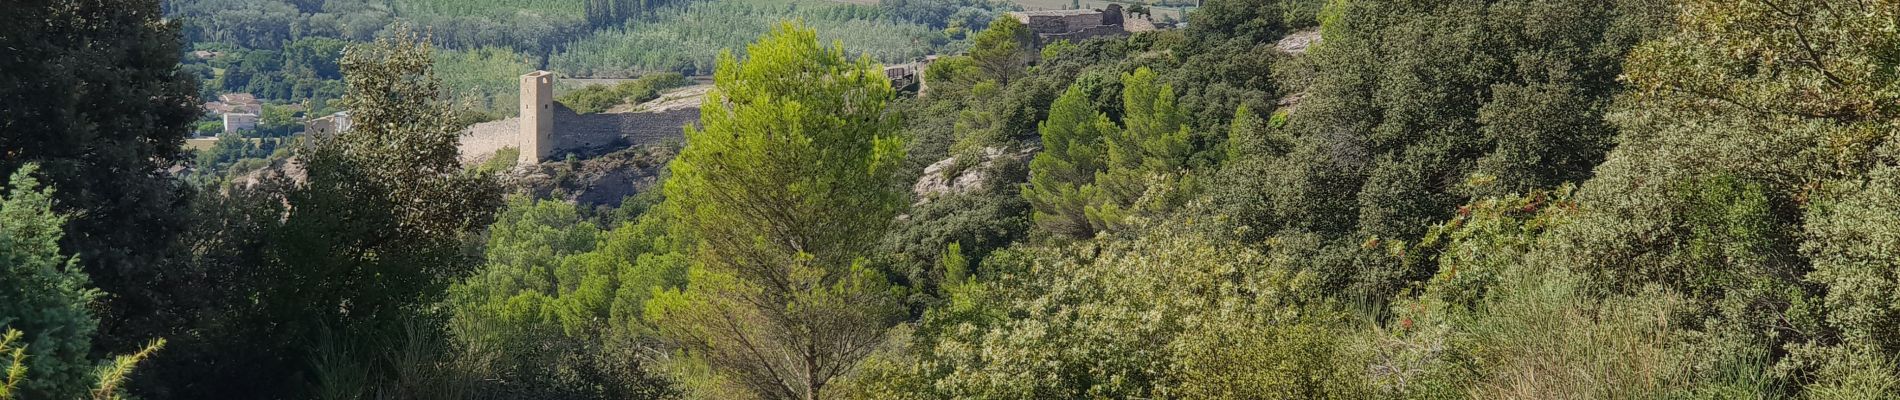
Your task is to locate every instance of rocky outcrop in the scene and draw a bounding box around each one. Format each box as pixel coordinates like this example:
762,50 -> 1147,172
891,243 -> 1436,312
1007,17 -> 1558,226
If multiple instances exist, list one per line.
503,145 -> 676,207
912,146 -> 1035,205
1275,29 -> 1322,55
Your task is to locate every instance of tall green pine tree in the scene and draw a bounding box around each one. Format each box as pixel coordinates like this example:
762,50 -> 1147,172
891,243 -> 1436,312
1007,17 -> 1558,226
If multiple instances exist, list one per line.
646,22 -> 907,400
1088,67 -> 1192,234
0,165 -> 98,399
1024,85 -> 1115,239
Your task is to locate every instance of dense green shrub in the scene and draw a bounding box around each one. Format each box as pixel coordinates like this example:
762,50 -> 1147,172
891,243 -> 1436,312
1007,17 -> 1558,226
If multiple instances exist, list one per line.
0,165 -> 100,399
878,188 -> 1031,301
64,0 -> 1900,398
448,196 -> 684,398
1524,2 -> 1900,393
3,0 -> 202,359
141,28 -> 507,399
1799,169 -> 1900,395
1358,188 -> 1780,398
845,221 -> 1362,398
1214,0 -> 1668,301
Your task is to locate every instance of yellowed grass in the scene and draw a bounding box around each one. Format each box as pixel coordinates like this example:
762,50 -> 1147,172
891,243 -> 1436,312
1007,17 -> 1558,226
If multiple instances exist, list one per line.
185,138 -> 219,151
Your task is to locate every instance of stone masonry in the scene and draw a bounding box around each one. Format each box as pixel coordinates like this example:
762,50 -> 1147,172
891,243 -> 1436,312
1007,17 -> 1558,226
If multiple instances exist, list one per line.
459,71 -> 699,165
1009,5 -> 1131,47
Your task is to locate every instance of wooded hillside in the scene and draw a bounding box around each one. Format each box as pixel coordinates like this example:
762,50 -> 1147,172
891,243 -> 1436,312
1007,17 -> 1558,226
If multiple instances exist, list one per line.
4,0 -> 1899,398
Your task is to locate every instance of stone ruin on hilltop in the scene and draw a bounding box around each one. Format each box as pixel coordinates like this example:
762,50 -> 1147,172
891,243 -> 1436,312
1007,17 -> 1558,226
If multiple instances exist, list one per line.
459,71 -> 703,165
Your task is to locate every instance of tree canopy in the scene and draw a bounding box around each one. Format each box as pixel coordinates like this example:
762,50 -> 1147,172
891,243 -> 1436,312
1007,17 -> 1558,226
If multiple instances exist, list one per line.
647,22 -> 908,399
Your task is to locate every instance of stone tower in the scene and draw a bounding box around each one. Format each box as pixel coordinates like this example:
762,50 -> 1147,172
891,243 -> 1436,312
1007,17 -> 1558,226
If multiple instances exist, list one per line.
520,70 -> 555,164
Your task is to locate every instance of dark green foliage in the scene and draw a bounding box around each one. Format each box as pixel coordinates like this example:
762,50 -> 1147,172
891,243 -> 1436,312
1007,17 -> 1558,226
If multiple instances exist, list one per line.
1212,105 -> 1293,240
1024,85 -> 1114,239
549,0 -> 947,78
17,0 -> 1900,397
1212,0 -> 1668,299
134,171 -> 289,398
166,0 -> 306,48
193,134 -> 282,175
879,0 -> 1013,30
276,25 -> 503,391
448,196 -> 684,398
1164,36 -> 1280,154
207,37 -> 351,106
1088,67 -> 1194,232
880,164 -> 1031,299
845,221 -> 1363,398
1671,176 -> 1800,300
1279,0 -> 1325,29
0,165 -> 99,399
283,37 -> 349,80
1186,0 -> 1286,45
0,179 -> 170,400
989,37 -> 1136,143
1023,67 -> 1194,239
141,27 -> 504,399
1503,0 -> 1900,395
1802,169 -> 1900,394
0,0 -> 201,356
965,15 -> 1035,85
584,0 -> 651,28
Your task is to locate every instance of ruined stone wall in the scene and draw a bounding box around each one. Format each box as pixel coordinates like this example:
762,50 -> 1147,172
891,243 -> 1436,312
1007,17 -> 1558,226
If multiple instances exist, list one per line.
618,107 -> 699,145
1022,12 -> 1107,35
1059,13 -> 1103,32
462,71 -> 698,165
459,105 -> 694,164
551,104 -> 696,153
550,103 -> 625,152
1012,9 -> 1132,48
1039,25 -> 1129,44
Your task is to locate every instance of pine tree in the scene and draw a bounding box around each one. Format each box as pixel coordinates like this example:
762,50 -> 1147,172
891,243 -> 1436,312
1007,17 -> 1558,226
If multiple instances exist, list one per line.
646,22 -> 907,400
1024,85 -> 1115,239
1024,67 -> 1193,239
0,165 -> 98,399
966,16 -> 1036,85
1087,67 -> 1192,233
